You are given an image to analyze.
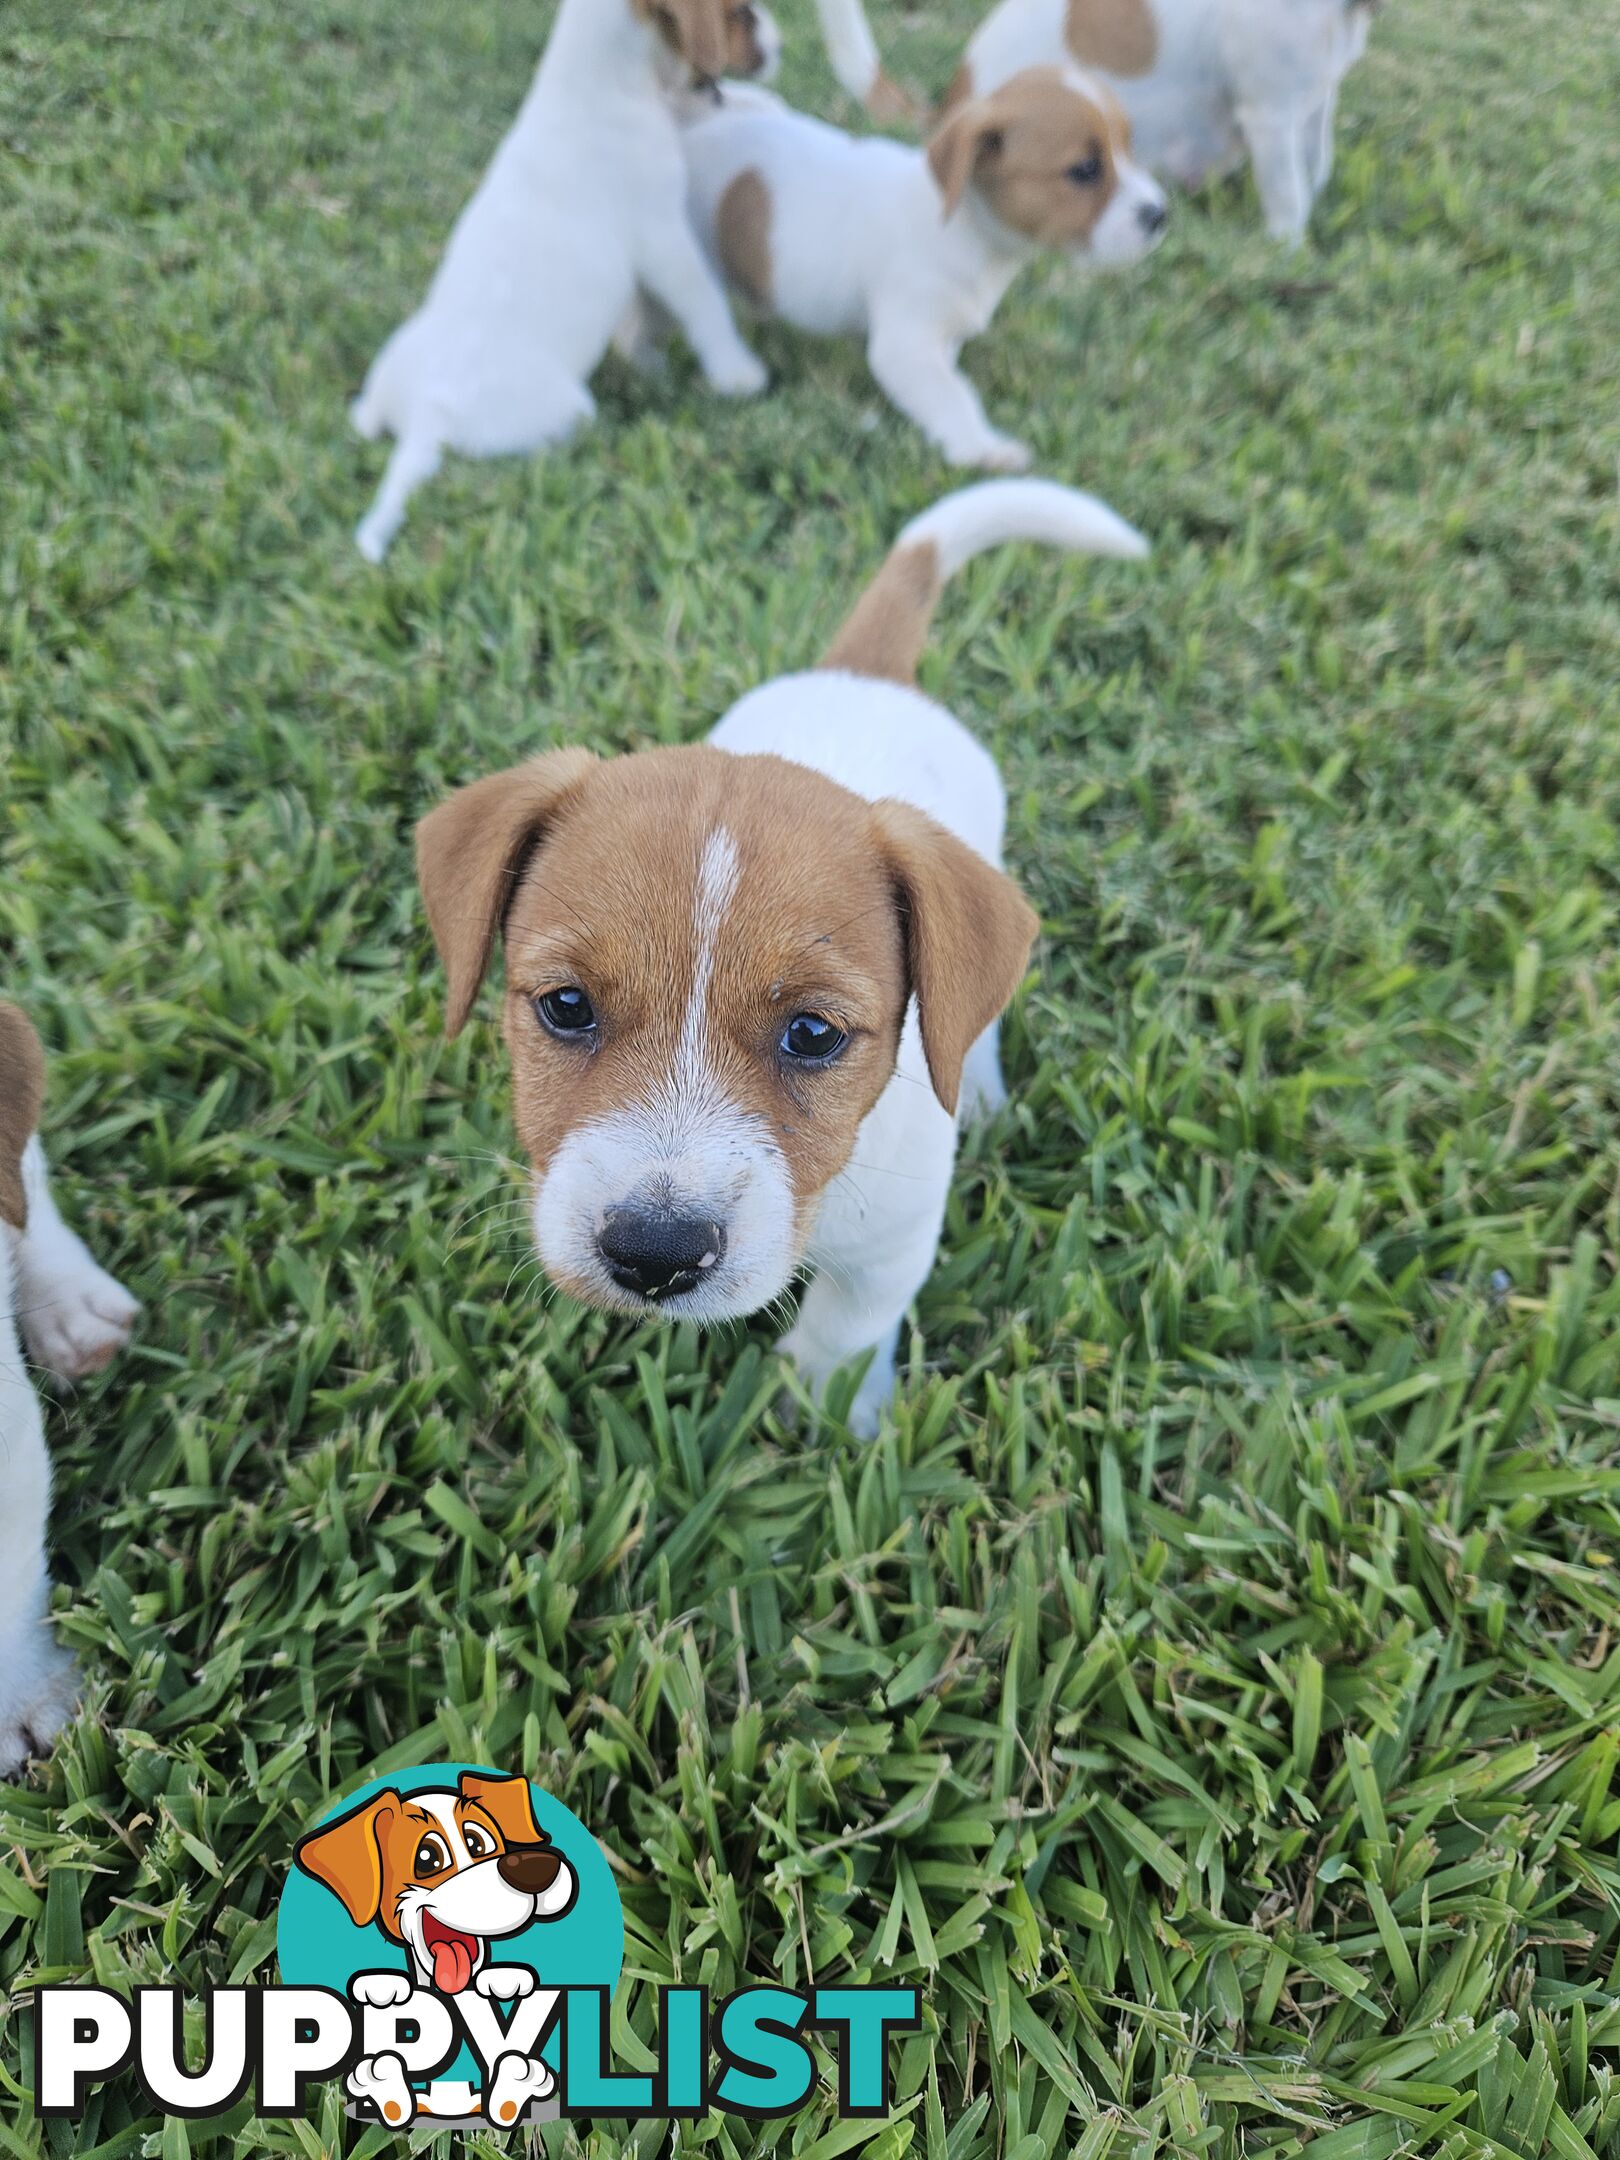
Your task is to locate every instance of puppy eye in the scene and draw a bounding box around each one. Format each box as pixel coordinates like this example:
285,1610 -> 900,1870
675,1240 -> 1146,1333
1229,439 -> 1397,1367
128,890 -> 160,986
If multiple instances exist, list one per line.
780,1012 -> 847,1063
1066,155 -> 1104,186
414,1835 -> 450,1878
535,986 -> 597,1036
463,1825 -> 492,1858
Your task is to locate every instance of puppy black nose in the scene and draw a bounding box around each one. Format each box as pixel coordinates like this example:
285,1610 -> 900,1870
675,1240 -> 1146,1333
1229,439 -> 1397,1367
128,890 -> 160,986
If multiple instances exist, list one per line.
1139,199 -> 1168,235
597,1208 -> 726,1300
497,1844 -> 564,1895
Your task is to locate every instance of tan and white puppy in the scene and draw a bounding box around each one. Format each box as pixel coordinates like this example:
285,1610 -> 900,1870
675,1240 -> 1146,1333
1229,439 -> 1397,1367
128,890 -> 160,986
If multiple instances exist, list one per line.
351,0 -> 773,562
296,1771 -> 576,2128
675,67 -> 1167,472
416,480 -> 1148,1433
0,1004 -> 139,1778
945,0 -> 1381,241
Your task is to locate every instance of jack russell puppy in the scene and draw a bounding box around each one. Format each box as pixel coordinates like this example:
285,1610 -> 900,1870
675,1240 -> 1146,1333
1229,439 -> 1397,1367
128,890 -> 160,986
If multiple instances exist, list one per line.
674,66 -> 1168,473
0,1004 -> 139,1778
351,0 -> 773,563
296,1771 -> 575,2128
416,479 -> 1148,1434
943,0 -> 1382,241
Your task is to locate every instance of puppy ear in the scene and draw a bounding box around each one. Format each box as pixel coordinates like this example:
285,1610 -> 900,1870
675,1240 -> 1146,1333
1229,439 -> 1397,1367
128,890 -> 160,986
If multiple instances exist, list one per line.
0,1003 -> 46,1232
415,749 -> 597,1039
686,0 -> 734,83
293,1791 -> 400,1929
459,1771 -> 545,1849
926,102 -> 1005,217
873,802 -> 1039,1116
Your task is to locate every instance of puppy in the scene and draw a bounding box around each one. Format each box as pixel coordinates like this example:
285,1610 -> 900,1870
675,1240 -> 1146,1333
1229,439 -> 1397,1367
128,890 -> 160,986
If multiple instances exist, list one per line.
416,479 -> 1147,1434
0,1004 -> 138,1778
296,1771 -> 576,2127
677,66 -> 1167,472
350,0 -> 771,563
944,0 -> 1382,241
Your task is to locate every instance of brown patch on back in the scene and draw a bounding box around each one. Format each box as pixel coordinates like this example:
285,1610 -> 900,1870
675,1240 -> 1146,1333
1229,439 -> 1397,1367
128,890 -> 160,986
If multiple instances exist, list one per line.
821,540 -> 943,686
939,59 -> 975,116
716,168 -> 773,309
1064,0 -> 1159,78
0,1002 -> 45,1231
929,66 -> 1133,244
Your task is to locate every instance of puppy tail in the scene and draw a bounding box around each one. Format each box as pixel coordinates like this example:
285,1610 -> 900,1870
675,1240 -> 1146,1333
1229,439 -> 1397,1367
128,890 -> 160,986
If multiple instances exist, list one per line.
811,0 -> 920,122
820,479 -> 1149,686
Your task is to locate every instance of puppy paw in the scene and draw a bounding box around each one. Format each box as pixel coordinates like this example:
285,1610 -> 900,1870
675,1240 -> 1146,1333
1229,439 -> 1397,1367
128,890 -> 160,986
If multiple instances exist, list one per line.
970,434 -> 1032,473
707,349 -> 769,398
351,1969 -> 414,2009
475,1962 -> 538,2002
0,1635 -> 78,1781
347,2052 -> 415,2127
20,1258 -> 137,1382
484,2051 -> 555,2127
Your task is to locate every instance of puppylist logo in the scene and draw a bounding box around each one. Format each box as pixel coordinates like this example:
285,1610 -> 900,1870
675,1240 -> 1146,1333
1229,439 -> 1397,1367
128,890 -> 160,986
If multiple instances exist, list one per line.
35,1762 -> 921,2131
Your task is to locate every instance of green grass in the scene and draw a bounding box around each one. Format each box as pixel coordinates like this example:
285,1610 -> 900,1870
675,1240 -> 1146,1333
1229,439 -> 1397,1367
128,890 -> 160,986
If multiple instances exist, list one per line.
3,0 -> 1620,2152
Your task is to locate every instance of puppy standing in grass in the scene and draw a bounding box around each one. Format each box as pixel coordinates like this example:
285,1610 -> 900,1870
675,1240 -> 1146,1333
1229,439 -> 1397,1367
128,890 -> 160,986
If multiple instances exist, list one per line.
0,1005 -> 138,1775
350,0 -> 773,562
940,0 -> 1380,242
673,67 -> 1168,471
416,481 -> 1147,1433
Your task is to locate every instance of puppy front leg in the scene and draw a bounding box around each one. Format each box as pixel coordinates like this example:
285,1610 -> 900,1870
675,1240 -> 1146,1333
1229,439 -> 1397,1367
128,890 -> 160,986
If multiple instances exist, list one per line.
14,1139 -> 138,1381
1304,82 -> 1342,201
865,322 -> 1030,472
0,1254 -> 76,1778
1238,106 -> 1314,243
636,221 -> 767,397
778,1214 -> 947,1440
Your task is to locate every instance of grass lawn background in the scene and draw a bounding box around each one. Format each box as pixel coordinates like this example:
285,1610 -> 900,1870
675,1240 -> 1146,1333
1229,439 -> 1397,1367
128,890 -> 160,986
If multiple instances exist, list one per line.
3,0 -> 1620,2152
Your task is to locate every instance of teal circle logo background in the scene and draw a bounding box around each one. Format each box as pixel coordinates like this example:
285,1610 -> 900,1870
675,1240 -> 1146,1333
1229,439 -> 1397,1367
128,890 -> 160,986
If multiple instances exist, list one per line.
277,1763 -> 623,2078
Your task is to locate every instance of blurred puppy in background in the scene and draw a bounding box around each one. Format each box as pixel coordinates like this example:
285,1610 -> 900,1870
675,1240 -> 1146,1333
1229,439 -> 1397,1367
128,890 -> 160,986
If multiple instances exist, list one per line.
350,0 -> 772,562
0,1004 -> 138,1777
416,479 -> 1149,1434
667,66 -> 1167,471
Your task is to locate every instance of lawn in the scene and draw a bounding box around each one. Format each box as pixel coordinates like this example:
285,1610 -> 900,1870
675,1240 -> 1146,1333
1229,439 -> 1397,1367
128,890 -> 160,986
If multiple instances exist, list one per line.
3,0 -> 1620,2152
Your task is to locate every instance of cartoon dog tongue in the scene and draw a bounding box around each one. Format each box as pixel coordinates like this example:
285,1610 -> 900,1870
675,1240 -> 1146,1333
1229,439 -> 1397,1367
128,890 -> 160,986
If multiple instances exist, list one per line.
424,1921 -> 477,1994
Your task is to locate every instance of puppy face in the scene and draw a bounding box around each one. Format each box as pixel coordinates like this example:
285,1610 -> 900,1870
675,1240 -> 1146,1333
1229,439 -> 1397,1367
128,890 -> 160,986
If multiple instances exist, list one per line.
929,66 -> 1168,266
634,0 -> 777,85
295,1773 -> 575,1995
0,1002 -> 46,1234
417,746 -> 1037,1326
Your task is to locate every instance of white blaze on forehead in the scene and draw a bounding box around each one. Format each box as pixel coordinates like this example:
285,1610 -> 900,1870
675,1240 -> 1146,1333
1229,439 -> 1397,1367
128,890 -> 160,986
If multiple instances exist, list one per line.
412,1790 -> 469,1864
676,826 -> 742,1086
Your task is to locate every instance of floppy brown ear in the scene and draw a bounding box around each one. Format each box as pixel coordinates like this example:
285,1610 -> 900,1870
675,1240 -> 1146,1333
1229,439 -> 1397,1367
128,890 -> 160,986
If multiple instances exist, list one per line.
873,802 -> 1039,1115
0,1002 -> 46,1232
926,101 -> 1005,217
293,1791 -> 400,1929
459,1771 -> 546,1848
415,749 -> 597,1039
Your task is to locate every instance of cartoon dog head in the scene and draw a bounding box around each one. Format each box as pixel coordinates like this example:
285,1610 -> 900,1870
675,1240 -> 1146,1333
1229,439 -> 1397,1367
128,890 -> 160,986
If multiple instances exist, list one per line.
294,1773 -> 577,1996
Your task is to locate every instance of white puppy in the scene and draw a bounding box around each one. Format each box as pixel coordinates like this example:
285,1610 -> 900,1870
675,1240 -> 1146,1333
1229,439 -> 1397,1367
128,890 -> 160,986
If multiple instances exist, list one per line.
351,0 -> 772,562
416,480 -> 1148,1434
945,0 -> 1380,241
676,67 -> 1167,472
0,1004 -> 139,1778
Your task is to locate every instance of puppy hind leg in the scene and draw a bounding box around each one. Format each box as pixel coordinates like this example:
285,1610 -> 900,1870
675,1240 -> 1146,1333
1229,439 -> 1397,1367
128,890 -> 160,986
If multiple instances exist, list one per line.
355,432 -> 443,563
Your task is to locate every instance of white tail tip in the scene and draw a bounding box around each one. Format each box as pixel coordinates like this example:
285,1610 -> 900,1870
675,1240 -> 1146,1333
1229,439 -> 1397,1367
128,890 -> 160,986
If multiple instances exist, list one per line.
899,479 -> 1150,580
